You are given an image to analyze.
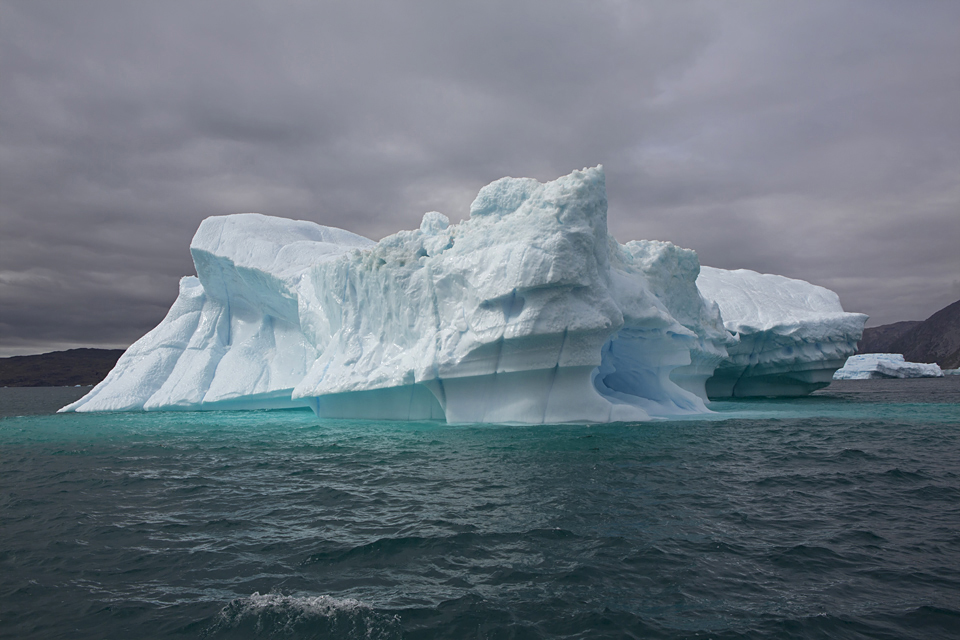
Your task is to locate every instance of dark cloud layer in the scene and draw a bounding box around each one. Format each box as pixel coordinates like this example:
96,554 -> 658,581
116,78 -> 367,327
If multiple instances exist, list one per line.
2,0 -> 958,355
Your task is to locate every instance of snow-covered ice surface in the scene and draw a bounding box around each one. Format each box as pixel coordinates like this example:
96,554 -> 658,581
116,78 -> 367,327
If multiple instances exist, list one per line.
62,167 -> 866,422
834,353 -> 943,380
697,267 -> 867,397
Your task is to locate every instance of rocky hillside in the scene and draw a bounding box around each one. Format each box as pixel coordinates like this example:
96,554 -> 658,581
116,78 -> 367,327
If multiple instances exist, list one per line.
0,349 -> 125,387
857,321 -> 921,355
858,299 -> 960,369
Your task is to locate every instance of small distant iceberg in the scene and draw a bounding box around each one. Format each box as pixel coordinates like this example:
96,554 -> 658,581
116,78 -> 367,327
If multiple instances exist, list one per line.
833,353 -> 944,380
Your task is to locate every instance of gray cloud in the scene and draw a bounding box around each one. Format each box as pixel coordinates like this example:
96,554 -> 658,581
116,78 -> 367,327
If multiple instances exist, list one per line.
2,0 -> 958,355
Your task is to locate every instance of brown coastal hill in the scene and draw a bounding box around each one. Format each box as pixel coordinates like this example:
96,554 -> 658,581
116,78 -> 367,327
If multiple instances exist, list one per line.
0,348 -> 125,387
856,321 -> 921,355
857,299 -> 960,369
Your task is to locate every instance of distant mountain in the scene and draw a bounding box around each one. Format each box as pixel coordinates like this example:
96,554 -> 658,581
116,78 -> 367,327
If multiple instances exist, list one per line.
857,321 -> 922,355
889,300 -> 960,369
857,299 -> 960,369
0,348 -> 125,387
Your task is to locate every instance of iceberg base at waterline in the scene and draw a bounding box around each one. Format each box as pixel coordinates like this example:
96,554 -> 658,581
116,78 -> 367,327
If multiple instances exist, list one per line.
61,167 -> 867,423
833,353 -> 944,380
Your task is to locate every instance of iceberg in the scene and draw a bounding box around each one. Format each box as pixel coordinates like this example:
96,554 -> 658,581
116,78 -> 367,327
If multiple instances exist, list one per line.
833,353 -> 944,380
62,167 -> 866,422
698,267 -> 868,397
59,215 -> 374,412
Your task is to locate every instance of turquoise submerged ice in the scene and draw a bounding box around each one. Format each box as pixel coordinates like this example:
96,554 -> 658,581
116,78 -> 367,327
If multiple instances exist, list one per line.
61,167 -> 867,422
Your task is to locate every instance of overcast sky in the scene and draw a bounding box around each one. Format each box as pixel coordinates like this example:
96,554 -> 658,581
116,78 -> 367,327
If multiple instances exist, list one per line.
2,0 -> 958,356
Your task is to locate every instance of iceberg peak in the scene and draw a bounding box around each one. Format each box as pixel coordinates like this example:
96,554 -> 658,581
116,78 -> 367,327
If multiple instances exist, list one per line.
419,211 -> 450,234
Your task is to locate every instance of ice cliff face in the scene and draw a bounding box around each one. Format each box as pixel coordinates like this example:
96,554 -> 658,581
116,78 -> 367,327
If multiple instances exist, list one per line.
62,167 -> 866,422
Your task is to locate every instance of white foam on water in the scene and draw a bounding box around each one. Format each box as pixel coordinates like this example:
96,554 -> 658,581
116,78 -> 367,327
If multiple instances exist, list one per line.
209,591 -> 402,639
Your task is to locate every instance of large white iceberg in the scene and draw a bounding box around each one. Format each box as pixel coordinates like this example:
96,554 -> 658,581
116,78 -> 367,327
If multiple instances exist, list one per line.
62,167 -> 866,422
698,267 -> 867,397
833,353 -> 944,380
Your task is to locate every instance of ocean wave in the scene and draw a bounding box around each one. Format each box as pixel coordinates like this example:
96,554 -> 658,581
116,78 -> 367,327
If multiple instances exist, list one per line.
205,592 -> 401,639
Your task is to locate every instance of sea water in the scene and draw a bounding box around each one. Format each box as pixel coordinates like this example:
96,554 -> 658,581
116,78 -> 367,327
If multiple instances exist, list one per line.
1,379 -> 959,639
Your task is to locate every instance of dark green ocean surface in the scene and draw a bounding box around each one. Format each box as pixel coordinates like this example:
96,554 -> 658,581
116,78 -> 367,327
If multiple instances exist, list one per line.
1,379 -> 959,639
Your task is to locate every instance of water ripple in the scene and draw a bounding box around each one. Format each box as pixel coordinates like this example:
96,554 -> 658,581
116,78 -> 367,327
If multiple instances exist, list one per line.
1,379 -> 959,638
